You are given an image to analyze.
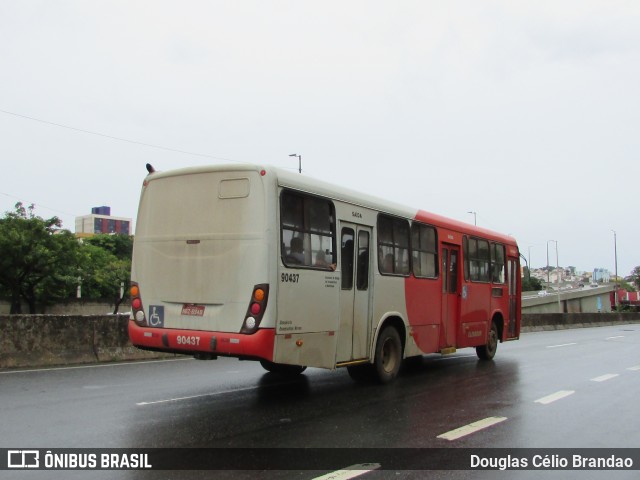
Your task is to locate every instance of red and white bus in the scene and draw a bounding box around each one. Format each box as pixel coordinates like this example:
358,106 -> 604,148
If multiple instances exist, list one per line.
129,164 -> 521,383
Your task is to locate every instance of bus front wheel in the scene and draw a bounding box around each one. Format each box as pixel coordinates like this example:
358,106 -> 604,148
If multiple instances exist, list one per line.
373,326 -> 403,384
259,360 -> 307,376
476,321 -> 499,360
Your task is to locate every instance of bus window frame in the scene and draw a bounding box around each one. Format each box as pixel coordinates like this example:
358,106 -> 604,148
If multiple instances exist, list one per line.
279,189 -> 337,271
410,221 -> 439,280
377,214 -> 411,277
491,242 -> 507,284
463,235 -> 492,284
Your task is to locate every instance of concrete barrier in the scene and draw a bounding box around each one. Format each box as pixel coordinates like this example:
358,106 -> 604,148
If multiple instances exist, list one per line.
522,285 -> 614,314
522,312 -> 640,332
1,313 -> 639,369
0,314 -> 173,369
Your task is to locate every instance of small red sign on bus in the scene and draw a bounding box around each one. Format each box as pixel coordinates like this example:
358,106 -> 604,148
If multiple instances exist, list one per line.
181,304 -> 205,316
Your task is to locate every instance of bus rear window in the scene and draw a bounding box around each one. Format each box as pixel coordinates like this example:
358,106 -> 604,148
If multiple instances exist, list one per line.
137,172 -> 264,237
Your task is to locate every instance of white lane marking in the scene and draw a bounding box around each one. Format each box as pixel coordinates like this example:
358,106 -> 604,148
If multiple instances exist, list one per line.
0,358 -> 192,375
437,416 -> 507,441
606,336 -> 625,340
136,385 -> 260,405
83,384 -> 134,390
546,343 -> 577,349
591,373 -> 619,382
627,365 -> 640,371
312,464 -> 380,480
534,390 -> 575,405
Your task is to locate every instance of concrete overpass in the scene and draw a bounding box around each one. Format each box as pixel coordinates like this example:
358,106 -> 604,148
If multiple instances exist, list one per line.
522,284 -> 614,314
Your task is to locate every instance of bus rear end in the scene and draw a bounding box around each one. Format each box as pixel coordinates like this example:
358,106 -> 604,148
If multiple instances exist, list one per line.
128,165 -> 276,361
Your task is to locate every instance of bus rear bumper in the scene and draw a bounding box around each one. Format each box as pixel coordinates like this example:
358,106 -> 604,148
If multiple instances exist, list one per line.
128,320 -> 275,361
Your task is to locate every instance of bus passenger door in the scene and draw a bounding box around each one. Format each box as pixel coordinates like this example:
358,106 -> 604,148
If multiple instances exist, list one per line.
441,246 -> 459,348
336,224 -> 372,363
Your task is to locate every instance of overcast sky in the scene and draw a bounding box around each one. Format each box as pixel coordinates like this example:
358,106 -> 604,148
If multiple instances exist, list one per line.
1,1 -> 638,276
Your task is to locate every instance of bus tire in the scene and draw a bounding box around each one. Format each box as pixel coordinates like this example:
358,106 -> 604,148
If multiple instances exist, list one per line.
373,326 -> 403,384
259,360 -> 307,375
476,321 -> 499,360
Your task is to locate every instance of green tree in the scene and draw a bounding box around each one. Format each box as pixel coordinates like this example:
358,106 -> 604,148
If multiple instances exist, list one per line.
522,272 -> 543,292
84,233 -> 133,260
77,237 -> 131,313
628,266 -> 640,290
0,203 -> 79,313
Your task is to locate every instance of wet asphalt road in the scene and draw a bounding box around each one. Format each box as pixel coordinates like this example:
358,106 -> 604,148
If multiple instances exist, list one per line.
1,324 -> 639,480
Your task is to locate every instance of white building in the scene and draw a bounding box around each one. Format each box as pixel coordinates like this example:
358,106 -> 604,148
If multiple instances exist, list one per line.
592,268 -> 610,283
75,206 -> 131,235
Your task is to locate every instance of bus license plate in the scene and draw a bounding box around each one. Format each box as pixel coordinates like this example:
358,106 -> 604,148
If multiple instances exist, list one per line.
181,304 -> 205,316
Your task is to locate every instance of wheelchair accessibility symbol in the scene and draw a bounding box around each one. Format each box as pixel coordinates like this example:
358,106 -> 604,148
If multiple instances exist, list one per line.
149,305 -> 164,327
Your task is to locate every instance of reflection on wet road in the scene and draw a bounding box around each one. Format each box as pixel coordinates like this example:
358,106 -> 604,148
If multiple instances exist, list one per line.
2,324 -> 639,479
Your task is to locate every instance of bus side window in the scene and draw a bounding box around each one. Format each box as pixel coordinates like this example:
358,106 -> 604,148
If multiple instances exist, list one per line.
341,228 -> 355,289
411,222 -> 438,278
356,231 -> 370,290
449,250 -> 458,293
377,214 -> 410,276
280,190 -> 336,269
467,237 -> 491,283
442,248 -> 448,293
491,243 -> 506,284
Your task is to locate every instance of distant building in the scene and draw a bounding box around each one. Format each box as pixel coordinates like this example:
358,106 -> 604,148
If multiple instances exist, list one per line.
592,268 -> 610,283
75,206 -> 131,235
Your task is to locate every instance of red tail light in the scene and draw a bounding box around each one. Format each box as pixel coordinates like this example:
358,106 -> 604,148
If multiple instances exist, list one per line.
241,284 -> 269,334
130,282 -> 146,325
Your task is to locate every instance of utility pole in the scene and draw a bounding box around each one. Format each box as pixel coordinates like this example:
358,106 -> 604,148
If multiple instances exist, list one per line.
612,230 -> 618,309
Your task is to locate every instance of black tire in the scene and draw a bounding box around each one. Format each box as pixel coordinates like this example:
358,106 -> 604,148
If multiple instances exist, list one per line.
259,360 -> 307,375
476,321 -> 499,360
373,326 -> 403,384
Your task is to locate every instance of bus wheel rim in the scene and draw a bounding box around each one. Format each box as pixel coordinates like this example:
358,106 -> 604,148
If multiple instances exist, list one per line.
489,328 -> 497,353
382,338 -> 397,373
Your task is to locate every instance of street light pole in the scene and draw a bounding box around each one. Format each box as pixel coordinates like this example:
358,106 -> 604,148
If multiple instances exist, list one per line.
467,211 -> 477,226
612,230 -> 618,309
547,239 -> 561,312
546,240 -> 558,289
289,153 -> 302,174
555,241 -> 560,286
546,241 -> 551,287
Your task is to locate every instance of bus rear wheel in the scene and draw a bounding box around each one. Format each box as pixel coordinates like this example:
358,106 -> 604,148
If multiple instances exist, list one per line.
373,326 -> 403,384
476,321 -> 499,360
259,360 -> 307,376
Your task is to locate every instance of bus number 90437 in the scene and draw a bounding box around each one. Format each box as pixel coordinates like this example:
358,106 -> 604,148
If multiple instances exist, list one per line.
177,335 -> 200,346
281,273 -> 300,283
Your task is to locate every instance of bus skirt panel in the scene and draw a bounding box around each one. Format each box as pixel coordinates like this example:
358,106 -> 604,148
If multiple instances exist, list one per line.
128,320 -> 275,361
